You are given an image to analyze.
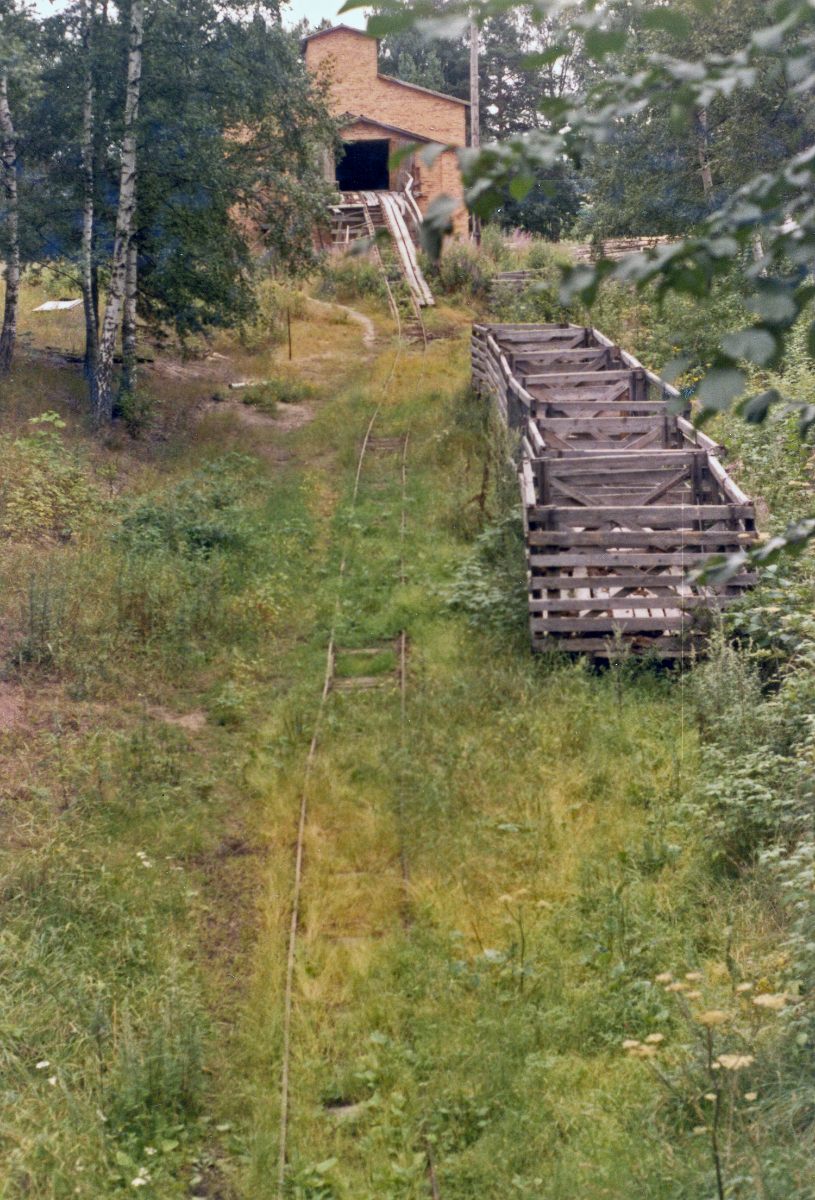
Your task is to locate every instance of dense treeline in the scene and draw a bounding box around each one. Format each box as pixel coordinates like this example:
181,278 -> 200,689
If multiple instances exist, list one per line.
0,0 -> 335,418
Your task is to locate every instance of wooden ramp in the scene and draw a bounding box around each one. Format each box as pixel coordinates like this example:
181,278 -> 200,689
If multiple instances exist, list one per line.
328,191 -> 434,310
472,322 -> 757,659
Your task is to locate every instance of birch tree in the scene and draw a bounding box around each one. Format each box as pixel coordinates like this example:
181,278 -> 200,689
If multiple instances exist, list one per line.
79,0 -> 98,404
0,68 -> 19,376
95,0 -> 142,423
120,233 -> 137,400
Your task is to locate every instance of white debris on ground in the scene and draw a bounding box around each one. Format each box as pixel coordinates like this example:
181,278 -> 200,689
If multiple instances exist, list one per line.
32,299 -> 83,312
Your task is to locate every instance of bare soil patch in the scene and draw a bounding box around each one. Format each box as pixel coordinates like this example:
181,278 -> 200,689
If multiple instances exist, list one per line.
146,704 -> 208,733
0,682 -> 24,731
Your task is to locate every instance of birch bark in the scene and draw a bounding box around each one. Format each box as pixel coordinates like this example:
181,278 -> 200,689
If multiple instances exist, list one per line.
96,0 -> 143,422
120,234 -> 137,399
80,0 -> 99,406
696,107 -> 715,205
0,70 -> 20,376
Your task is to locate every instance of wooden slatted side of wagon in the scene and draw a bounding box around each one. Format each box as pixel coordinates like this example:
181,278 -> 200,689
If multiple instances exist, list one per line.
472,322 -> 758,658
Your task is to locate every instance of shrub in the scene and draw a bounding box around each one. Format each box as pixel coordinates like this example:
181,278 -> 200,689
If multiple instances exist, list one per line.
525,239 -> 572,272
445,513 -> 527,635
113,455 -> 254,560
114,386 -> 155,438
240,276 -> 306,351
242,375 -> 315,414
0,412 -> 95,540
317,254 -> 388,304
425,243 -> 495,301
479,224 -> 512,267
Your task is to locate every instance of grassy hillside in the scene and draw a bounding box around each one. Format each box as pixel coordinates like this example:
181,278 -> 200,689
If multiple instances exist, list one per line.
0,269 -> 812,1199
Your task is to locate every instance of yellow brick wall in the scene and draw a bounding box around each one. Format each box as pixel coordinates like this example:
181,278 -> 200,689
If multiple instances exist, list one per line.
306,28 -> 469,238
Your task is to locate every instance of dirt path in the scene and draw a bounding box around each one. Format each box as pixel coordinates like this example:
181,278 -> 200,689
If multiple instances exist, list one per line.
306,296 -> 377,347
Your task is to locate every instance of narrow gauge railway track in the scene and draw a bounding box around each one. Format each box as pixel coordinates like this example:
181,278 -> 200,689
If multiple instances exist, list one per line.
276,307 -> 433,1196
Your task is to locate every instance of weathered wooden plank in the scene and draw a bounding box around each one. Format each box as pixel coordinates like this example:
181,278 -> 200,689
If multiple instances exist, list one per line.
533,400 -> 670,414
532,417 -> 667,432
528,595 -> 739,612
527,530 -> 755,547
529,550 -> 751,567
544,450 -> 704,471
530,503 -> 754,522
529,571 -> 757,589
531,635 -> 701,655
530,615 -> 704,632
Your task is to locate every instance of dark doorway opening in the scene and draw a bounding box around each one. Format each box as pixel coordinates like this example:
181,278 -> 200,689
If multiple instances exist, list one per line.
336,140 -> 390,192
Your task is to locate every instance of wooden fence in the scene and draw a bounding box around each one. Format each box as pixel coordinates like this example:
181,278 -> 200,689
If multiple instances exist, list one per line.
472,322 -> 757,658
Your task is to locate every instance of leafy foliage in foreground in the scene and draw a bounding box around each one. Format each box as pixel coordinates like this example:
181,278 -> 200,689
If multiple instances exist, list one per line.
352,0 -> 815,565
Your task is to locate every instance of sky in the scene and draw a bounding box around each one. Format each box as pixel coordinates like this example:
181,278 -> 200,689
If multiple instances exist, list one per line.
283,0 -> 367,28
30,0 -> 370,29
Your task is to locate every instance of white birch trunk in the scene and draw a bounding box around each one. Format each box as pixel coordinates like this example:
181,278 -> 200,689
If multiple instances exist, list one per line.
696,107 -> 714,205
80,0 -> 99,406
96,0 -> 143,422
0,70 -> 20,376
120,235 -> 137,399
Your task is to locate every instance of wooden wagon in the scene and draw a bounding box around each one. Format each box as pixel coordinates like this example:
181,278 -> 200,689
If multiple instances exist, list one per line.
472,322 -> 757,658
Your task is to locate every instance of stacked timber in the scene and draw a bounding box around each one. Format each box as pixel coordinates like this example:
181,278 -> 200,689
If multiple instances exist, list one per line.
571,235 -> 676,263
472,322 -> 757,658
490,239 -> 677,295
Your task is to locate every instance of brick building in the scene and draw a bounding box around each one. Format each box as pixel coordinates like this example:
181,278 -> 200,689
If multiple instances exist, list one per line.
304,25 -> 469,239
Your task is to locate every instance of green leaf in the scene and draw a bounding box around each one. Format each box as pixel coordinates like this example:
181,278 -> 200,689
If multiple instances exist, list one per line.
807,322 -> 815,361
521,46 -> 569,70
642,10 -> 692,37
509,174 -> 534,202
697,368 -> 747,411
559,264 -> 597,305
418,195 -> 458,261
721,328 -> 777,366
746,286 -> 797,325
389,142 -> 424,171
584,29 -> 627,59
420,143 -> 447,169
416,13 -> 469,39
738,390 -> 780,424
661,356 -> 693,384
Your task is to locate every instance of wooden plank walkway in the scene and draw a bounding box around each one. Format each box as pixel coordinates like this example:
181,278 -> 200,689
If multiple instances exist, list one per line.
472,322 -> 757,659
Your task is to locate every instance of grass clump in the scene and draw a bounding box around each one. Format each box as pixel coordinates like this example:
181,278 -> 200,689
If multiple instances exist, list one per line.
317,253 -> 388,304
242,375 -> 316,414
0,412 -> 96,540
239,275 -> 306,351
423,242 -> 495,302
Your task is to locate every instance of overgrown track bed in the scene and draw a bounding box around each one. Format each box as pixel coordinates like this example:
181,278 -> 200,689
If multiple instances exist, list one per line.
275,329 -> 427,1197
472,322 -> 757,658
